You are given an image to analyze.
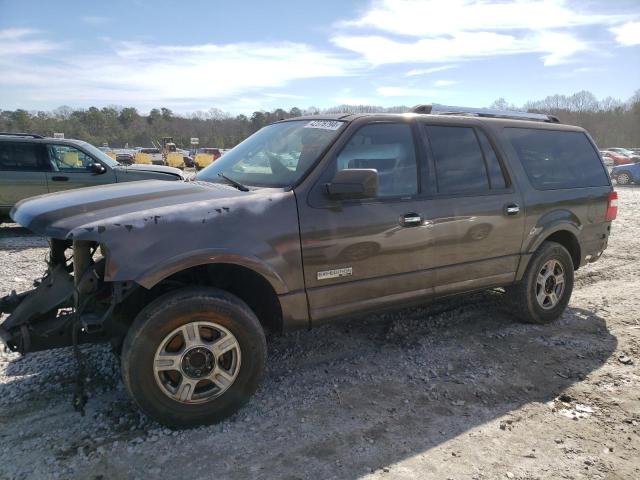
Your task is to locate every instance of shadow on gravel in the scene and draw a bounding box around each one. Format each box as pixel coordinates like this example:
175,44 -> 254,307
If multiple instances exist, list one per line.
0,293 -> 618,479
0,223 -> 48,249
215,302 -> 617,479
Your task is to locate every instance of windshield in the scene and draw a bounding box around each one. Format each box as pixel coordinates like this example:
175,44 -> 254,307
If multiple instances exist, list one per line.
77,141 -> 119,167
196,119 -> 344,187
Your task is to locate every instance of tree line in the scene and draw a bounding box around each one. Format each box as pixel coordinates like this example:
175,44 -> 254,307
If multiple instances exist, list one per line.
1,89 -> 638,149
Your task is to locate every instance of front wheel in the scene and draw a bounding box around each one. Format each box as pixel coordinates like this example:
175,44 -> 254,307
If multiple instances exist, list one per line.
508,241 -> 574,324
121,287 -> 267,428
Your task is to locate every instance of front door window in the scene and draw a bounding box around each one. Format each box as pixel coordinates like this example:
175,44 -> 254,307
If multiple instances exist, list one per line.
48,145 -> 95,171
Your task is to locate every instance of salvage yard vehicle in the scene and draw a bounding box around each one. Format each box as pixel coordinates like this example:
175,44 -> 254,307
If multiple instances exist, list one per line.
0,133 -> 185,221
610,161 -> 640,185
0,105 -> 616,427
606,147 -> 640,162
136,147 -> 164,165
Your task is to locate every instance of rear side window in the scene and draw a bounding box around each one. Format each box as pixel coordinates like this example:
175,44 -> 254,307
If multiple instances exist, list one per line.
505,128 -> 609,190
0,142 -> 46,171
425,126 -> 490,194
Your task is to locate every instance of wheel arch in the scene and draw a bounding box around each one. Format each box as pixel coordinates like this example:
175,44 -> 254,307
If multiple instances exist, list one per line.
135,249 -> 288,294
615,170 -> 632,183
146,262 -> 285,334
119,252 -> 290,334
517,220 -> 582,280
541,230 -> 581,270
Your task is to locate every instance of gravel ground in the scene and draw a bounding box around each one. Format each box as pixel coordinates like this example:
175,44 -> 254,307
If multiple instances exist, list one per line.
0,188 -> 638,480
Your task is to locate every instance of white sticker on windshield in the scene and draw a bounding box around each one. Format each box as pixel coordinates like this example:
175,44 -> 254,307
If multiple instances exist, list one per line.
304,120 -> 343,130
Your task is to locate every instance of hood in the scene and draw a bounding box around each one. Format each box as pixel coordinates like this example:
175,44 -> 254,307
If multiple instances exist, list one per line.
11,180 -> 247,238
114,163 -> 184,179
10,180 -> 301,290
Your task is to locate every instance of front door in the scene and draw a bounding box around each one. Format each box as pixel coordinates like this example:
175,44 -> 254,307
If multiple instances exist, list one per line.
45,144 -> 116,192
298,121 -> 435,321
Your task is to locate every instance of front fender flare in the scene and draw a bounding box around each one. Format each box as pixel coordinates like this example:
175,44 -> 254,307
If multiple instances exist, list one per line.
133,248 -> 289,294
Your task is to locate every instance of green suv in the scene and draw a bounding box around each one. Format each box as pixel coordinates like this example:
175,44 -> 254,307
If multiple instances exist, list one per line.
0,133 -> 185,221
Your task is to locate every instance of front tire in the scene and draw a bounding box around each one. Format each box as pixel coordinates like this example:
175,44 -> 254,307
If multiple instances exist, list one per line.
508,241 -> 574,324
121,287 -> 267,428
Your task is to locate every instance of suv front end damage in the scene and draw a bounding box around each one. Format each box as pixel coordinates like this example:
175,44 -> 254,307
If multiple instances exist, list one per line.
0,239 -> 131,354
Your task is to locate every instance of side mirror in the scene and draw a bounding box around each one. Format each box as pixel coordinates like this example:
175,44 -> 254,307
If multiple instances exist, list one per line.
90,163 -> 106,174
326,168 -> 378,200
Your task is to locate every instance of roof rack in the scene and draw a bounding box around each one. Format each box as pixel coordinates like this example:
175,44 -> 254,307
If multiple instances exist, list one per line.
411,103 -> 560,123
0,132 -> 44,139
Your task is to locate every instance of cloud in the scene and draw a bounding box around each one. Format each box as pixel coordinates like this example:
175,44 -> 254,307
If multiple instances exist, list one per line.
405,65 -> 457,77
333,31 -> 586,66
0,28 -> 38,40
0,28 -> 61,57
331,96 -> 375,105
0,37 -> 359,109
610,21 -> 640,46
341,0 -> 627,37
377,86 -> 437,97
263,93 -> 307,100
434,80 -> 458,87
333,0 -> 633,67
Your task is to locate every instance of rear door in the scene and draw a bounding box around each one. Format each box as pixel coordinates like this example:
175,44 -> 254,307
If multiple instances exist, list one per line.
45,143 -> 116,192
0,141 -> 49,217
417,123 -> 526,290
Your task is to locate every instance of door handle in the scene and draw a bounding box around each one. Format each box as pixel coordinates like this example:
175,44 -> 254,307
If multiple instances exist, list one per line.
504,203 -> 520,216
51,176 -> 69,182
400,213 -> 422,227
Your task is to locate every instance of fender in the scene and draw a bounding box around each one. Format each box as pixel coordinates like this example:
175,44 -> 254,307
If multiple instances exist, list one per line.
133,248 -> 289,294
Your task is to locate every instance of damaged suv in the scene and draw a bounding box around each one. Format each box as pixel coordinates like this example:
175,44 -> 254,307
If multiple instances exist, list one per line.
0,105 -> 616,427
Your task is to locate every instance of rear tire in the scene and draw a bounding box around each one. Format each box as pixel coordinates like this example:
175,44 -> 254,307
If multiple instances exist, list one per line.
616,172 -> 631,185
508,241 -> 574,324
121,287 -> 267,428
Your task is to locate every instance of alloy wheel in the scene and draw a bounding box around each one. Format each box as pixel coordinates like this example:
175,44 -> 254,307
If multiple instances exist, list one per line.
535,259 -> 566,310
153,321 -> 241,404
617,173 -> 630,185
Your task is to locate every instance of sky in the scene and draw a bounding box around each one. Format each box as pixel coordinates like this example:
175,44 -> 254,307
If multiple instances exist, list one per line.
0,0 -> 639,114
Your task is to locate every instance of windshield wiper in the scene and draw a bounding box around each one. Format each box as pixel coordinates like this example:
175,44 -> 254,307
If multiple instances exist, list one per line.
218,172 -> 249,192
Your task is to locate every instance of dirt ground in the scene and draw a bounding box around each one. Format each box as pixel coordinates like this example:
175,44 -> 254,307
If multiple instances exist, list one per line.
0,188 -> 638,480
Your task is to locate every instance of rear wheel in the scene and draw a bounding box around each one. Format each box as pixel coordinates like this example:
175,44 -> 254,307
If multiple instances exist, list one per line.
121,287 -> 266,428
508,241 -> 574,324
616,172 -> 631,185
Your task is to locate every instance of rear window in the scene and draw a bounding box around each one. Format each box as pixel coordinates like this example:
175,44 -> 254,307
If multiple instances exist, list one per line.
505,128 -> 609,190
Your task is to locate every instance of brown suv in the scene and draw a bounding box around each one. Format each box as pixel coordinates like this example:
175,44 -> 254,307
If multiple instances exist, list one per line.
0,105 -> 616,427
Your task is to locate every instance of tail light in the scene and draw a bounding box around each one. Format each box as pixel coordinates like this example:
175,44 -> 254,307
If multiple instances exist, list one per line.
605,191 -> 618,221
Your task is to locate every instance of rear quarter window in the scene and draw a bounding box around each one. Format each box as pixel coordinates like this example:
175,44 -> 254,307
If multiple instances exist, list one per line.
0,142 -> 46,171
504,128 -> 609,190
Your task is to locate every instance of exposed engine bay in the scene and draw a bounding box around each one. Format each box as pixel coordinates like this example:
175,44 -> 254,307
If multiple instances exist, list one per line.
0,240 -> 134,355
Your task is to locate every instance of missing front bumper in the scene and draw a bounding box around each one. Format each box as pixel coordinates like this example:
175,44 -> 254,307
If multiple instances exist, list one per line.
0,240 -> 113,354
